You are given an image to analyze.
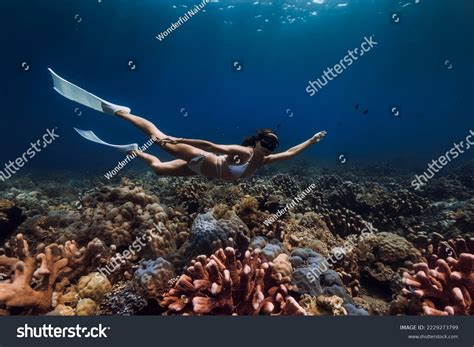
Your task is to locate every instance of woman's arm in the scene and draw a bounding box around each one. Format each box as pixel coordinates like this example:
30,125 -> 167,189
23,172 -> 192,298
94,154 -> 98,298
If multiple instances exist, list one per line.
263,131 -> 327,165
178,138 -> 246,154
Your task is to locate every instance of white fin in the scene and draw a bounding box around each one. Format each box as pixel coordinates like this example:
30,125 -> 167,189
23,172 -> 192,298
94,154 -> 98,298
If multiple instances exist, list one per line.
48,68 -> 130,115
74,128 -> 138,153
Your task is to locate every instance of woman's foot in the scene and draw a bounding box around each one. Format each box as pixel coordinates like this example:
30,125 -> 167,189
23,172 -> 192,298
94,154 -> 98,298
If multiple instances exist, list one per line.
116,143 -> 139,154
101,102 -> 131,116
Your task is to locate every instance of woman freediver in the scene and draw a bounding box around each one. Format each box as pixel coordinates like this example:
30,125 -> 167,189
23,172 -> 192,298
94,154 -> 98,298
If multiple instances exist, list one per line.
49,69 -> 327,181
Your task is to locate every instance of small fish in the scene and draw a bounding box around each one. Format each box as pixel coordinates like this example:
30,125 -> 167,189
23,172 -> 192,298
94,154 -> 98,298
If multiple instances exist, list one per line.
363,110 -> 369,115
355,104 -> 359,109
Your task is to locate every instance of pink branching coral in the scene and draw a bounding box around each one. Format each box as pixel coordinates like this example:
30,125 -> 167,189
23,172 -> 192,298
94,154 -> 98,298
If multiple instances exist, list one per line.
161,247 -> 306,315
403,253 -> 474,315
0,234 -> 68,311
426,235 -> 473,267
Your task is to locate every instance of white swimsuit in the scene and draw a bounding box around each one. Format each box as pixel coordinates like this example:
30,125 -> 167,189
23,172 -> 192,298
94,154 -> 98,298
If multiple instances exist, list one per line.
187,152 -> 253,180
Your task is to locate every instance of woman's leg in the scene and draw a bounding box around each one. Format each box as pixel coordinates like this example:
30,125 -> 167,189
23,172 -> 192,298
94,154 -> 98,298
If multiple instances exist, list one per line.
131,150 -> 161,166
115,110 -> 205,162
133,150 -> 196,177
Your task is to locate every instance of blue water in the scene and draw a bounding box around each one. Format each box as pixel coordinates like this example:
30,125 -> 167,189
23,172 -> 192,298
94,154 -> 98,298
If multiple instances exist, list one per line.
1,0 -> 473,173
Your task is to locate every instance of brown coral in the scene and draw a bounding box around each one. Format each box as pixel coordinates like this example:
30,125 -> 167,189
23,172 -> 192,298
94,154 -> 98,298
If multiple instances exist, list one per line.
353,232 -> 423,295
161,247 -> 306,315
235,195 -> 274,234
59,238 -> 111,282
0,234 -> 68,311
299,294 -> 348,316
172,178 -> 214,214
321,207 -> 368,237
77,272 -> 112,301
78,180 -> 174,252
142,222 -> 178,258
409,232 -> 473,267
283,213 -> 340,256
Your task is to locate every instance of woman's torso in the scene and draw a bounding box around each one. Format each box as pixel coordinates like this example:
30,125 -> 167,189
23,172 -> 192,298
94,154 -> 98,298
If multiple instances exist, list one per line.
196,148 -> 262,181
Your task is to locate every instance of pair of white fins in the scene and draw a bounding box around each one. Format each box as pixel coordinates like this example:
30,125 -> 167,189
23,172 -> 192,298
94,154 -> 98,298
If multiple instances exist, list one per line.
48,68 -> 139,153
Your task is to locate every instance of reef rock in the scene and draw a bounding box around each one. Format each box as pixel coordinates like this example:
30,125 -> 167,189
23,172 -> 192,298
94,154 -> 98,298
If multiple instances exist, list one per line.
98,281 -> 148,315
177,208 -> 250,266
133,257 -> 175,298
19,210 -> 79,244
248,236 -> 285,261
0,200 -> 25,242
289,248 -> 354,305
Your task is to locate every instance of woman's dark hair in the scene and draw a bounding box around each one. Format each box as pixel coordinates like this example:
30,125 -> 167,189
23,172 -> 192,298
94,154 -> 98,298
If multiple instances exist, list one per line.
242,128 -> 277,147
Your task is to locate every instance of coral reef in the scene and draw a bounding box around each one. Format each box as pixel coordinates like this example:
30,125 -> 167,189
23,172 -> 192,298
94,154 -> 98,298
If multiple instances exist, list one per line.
74,179 -> 172,251
1,164 -> 472,316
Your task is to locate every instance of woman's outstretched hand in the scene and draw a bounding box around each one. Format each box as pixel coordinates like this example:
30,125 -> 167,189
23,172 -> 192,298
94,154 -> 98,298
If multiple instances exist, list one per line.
155,136 -> 184,145
310,131 -> 327,144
